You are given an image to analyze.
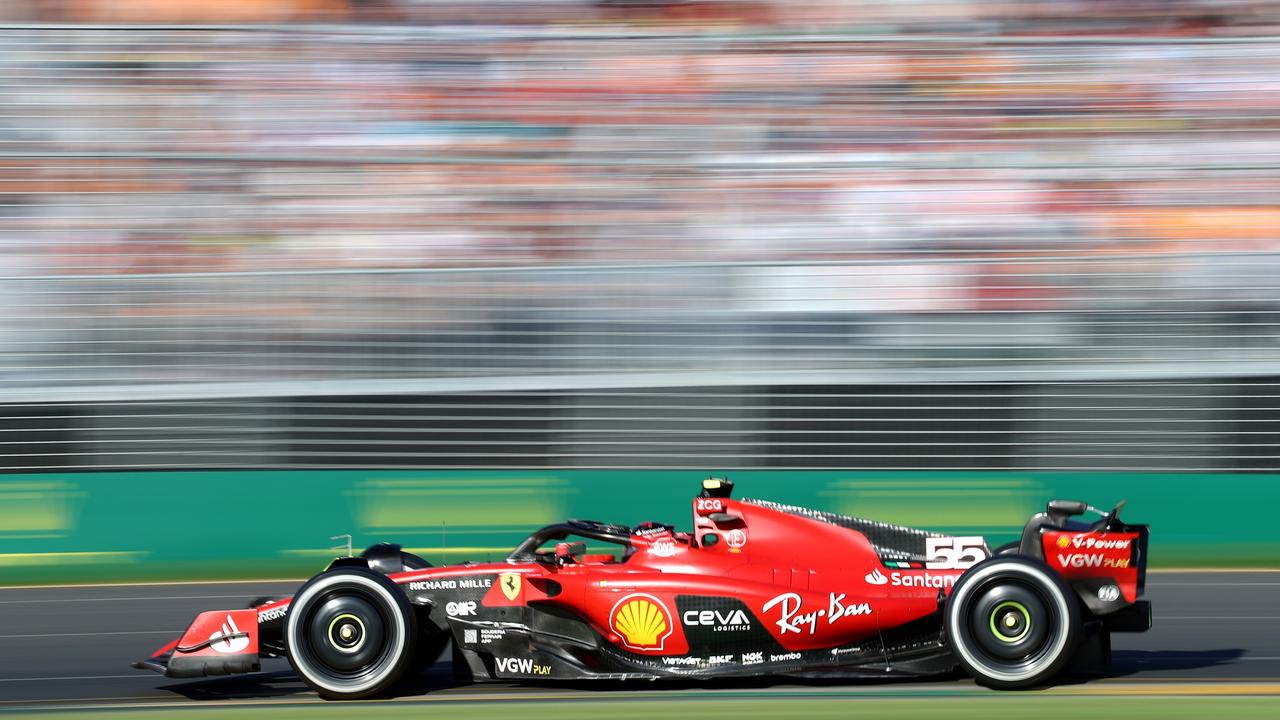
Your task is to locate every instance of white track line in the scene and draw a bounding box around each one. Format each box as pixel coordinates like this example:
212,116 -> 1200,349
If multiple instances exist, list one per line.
0,675 -> 151,683
1152,576 -> 1280,584
1117,657 -> 1280,661
0,696 -> 163,707
8,680 -> 1280,711
1157,616 -> 1280,620
0,591 -> 261,602
1148,569 -> 1280,574
0,579 -> 304,591
0,631 -> 178,639
7,660 -> 1280,687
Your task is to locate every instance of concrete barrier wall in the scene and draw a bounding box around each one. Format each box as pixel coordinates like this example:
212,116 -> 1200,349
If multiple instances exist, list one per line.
1,470 -> 1272,585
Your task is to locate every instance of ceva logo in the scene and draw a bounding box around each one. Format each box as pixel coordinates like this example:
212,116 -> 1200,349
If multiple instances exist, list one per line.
683,608 -> 751,629
864,568 -> 888,586
209,614 -> 249,654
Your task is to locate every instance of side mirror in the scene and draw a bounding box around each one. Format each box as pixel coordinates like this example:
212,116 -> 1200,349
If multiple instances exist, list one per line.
1047,500 -> 1087,516
1046,499 -> 1087,526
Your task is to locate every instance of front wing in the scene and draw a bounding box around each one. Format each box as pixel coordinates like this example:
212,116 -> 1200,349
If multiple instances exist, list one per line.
134,608 -> 264,678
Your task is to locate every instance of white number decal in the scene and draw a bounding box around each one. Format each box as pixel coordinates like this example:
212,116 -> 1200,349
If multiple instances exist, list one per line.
925,536 -> 989,570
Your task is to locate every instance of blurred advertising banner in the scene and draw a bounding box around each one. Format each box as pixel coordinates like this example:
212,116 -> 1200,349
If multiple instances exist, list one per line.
0,469 -> 1274,584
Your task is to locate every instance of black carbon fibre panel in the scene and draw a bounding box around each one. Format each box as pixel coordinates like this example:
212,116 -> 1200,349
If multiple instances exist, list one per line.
742,498 -> 943,563
675,596 -> 780,657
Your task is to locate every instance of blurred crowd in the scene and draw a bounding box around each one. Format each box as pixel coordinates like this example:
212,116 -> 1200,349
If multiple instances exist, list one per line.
2,22 -> 1280,285
3,3 -> 1280,390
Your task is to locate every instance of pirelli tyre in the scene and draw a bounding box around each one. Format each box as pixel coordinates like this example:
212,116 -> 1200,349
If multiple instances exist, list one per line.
945,556 -> 1082,689
285,567 -> 418,700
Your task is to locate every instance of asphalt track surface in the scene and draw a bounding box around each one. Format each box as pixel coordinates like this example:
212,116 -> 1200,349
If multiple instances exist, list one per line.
0,572 -> 1276,710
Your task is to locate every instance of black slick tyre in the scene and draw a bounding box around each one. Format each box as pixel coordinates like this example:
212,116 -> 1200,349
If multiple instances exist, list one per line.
945,556 -> 1081,689
285,567 -> 417,700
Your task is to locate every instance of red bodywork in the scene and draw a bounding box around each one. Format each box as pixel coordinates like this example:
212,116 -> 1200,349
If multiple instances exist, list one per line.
392,496 -> 955,655
1043,530 -> 1142,602
140,490 -> 1146,681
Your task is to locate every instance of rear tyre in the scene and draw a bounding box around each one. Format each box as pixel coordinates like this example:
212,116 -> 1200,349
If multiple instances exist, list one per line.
945,556 -> 1081,689
992,541 -> 1020,556
285,567 -> 417,700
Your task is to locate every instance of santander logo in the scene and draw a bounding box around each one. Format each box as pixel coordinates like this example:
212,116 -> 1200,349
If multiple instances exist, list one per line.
864,566 -> 960,589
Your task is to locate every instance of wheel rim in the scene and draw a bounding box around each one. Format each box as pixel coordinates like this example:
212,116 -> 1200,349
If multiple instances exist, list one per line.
298,587 -> 394,682
327,613 -> 366,653
965,578 -> 1056,666
988,601 -> 1031,644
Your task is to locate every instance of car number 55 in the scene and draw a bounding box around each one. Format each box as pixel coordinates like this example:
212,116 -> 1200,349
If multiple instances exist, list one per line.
925,536 -> 988,570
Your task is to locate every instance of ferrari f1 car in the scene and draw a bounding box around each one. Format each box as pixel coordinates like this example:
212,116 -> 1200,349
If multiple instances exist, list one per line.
134,478 -> 1150,696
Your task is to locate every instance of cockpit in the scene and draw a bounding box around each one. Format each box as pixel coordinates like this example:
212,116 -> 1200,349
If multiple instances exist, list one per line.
504,477 -> 738,566
506,519 -> 634,564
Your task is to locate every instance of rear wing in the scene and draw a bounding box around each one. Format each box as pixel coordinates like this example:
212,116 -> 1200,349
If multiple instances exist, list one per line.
1043,525 -> 1148,607
1018,499 -> 1150,628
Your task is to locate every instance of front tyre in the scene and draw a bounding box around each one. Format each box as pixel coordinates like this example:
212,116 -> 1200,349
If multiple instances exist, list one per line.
285,567 -> 417,700
945,556 -> 1081,689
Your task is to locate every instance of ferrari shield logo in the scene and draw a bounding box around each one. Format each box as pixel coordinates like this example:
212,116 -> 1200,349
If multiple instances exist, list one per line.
498,572 -> 521,601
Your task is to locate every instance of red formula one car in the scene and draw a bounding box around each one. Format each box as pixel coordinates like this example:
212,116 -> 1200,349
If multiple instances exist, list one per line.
134,478 -> 1150,697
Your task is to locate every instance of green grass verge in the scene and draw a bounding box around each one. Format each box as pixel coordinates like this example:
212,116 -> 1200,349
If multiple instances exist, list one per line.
7,697 -> 1280,720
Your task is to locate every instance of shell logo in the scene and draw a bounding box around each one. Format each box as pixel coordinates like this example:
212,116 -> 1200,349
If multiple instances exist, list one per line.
609,593 -> 672,651
1057,536 -> 1072,549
